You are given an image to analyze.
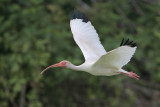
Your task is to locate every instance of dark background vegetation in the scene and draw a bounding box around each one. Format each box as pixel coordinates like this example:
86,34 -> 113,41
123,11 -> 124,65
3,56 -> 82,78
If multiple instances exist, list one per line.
0,0 -> 160,107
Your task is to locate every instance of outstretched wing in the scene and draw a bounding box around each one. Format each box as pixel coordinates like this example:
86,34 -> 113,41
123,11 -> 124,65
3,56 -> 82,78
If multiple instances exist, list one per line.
70,10 -> 106,62
93,39 -> 137,69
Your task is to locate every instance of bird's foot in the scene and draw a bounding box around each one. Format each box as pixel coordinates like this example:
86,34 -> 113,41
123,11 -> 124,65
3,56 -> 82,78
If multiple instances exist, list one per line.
121,71 -> 140,80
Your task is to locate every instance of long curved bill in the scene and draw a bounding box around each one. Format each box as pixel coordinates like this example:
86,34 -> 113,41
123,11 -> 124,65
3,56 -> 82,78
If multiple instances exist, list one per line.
41,63 -> 61,74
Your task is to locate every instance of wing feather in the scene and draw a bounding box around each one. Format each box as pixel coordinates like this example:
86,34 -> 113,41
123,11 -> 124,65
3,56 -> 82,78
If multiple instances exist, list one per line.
93,46 -> 137,69
70,10 -> 106,62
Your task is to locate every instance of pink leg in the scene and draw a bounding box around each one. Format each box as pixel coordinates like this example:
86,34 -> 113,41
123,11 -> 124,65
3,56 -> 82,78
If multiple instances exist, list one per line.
120,71 -> 140,80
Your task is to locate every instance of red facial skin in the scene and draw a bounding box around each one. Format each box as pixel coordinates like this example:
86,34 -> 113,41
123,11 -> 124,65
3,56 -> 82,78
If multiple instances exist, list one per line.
59,61 -> 67,68
41,61 -> 67,74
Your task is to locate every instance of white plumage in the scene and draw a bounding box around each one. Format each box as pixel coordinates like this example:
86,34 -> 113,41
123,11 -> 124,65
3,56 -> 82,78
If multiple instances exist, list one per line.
94,46 -> 137,69
70,19 -> 106,62
41,10 -> 139,80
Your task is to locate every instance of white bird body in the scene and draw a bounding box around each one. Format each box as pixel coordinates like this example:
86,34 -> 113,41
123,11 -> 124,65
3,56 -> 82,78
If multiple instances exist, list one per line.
66,46 -> 136,76
66,60 -> 121,76
41,10 -> 139,80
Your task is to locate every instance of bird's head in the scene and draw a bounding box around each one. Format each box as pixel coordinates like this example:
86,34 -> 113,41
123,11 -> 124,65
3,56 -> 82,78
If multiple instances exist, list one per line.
41,60 -> 69,74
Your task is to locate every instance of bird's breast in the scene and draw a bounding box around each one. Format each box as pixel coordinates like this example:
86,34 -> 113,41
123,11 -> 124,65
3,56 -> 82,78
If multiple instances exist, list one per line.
88,67 -> 119,76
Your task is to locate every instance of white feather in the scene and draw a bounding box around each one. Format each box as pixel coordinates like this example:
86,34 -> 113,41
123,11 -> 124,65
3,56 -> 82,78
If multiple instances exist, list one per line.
93,46 -> 137,69
70,19 -> 107,62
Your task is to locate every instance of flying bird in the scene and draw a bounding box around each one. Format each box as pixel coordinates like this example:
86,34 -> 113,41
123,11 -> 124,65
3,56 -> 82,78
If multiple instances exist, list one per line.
41,10 -> 140,80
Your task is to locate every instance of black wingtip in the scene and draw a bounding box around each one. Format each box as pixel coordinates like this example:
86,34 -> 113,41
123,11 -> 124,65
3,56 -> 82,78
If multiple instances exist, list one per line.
120,38 -> 124,46
70,9 -> 88,23
120,38 -> 137,47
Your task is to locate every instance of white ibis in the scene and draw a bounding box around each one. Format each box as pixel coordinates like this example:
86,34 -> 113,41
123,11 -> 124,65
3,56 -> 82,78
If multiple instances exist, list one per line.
41,10 -> 140,80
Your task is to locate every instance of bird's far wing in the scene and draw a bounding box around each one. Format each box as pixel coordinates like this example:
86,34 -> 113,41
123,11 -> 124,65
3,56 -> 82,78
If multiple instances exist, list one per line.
93,39 -> 137,69
70,10 -> 107,62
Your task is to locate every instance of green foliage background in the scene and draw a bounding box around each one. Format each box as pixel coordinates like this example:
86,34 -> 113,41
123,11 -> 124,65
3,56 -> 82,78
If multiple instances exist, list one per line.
0,0 -> 160,107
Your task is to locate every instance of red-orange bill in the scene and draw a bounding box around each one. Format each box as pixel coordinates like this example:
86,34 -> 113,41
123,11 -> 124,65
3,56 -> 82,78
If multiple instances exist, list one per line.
41,63 -> 61,74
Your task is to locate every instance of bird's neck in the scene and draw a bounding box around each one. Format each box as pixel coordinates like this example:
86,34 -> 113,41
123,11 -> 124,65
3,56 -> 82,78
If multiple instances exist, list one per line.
66,63 -> 86,71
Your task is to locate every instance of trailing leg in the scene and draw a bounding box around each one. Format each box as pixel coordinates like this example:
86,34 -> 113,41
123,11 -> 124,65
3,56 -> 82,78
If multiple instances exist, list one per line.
119,69 -> 140,80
